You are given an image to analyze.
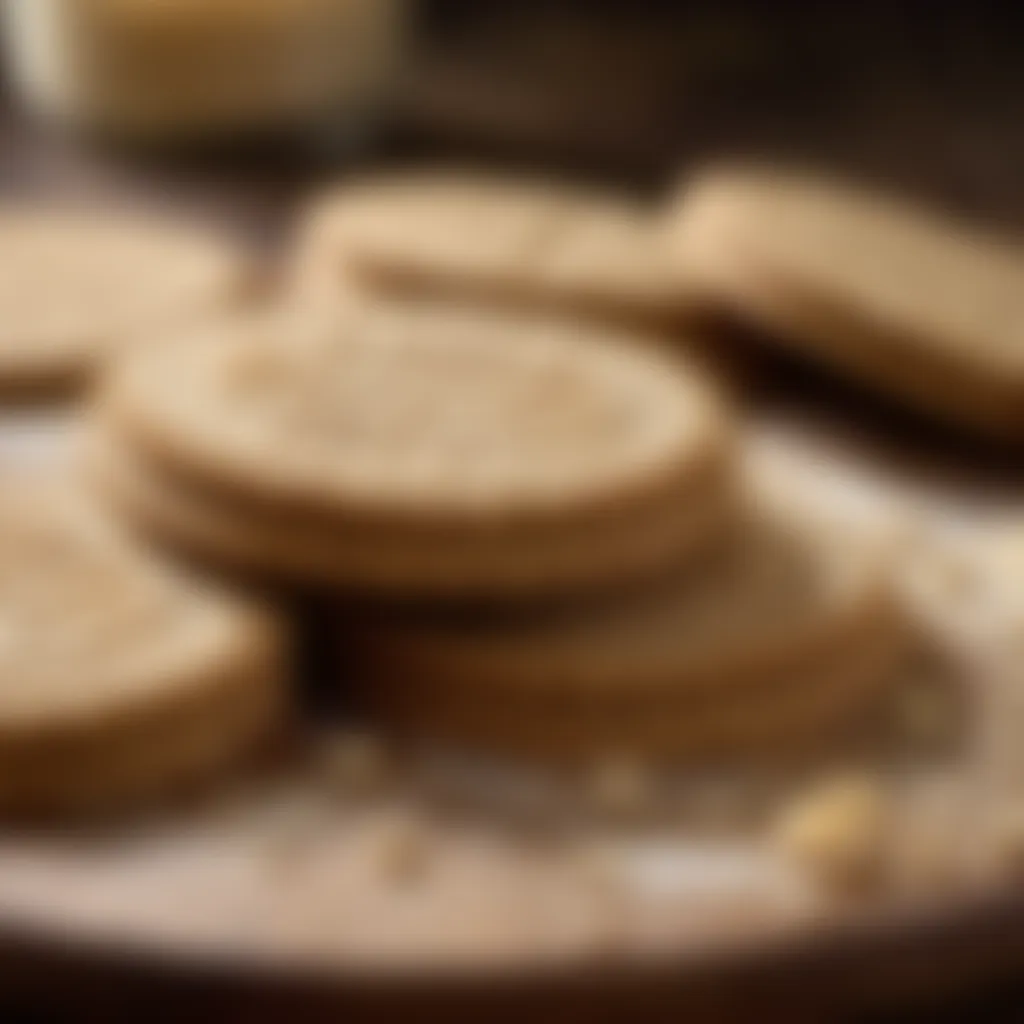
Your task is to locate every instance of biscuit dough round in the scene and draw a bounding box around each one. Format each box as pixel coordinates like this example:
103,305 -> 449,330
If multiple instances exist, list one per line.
340,497 -> 903,761
96,305 -> 735,595
0,205 -> 247,395
670,166 -> 1024,437
0,485 -> 288,816
297,173 -> 690,328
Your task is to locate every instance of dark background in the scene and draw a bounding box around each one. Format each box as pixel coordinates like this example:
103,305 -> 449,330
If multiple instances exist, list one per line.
5,1 -> 1024,230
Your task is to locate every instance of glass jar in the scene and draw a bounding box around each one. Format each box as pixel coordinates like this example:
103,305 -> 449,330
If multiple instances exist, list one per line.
2,0 -> 406,145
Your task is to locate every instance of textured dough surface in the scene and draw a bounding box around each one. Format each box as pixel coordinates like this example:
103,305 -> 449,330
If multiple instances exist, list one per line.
93,305 -> 735,595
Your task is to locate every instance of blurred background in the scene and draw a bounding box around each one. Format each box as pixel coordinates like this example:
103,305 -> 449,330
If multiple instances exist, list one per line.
4,1 -> 1024,223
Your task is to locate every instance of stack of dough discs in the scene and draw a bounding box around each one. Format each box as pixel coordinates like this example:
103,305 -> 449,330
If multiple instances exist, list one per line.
295,172 -> 689,329
669,165 -> 1024,438
0,205 -> 248,396
0,485 -> 288,816
340,489 -> 904,761
85,303 -> 736,598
